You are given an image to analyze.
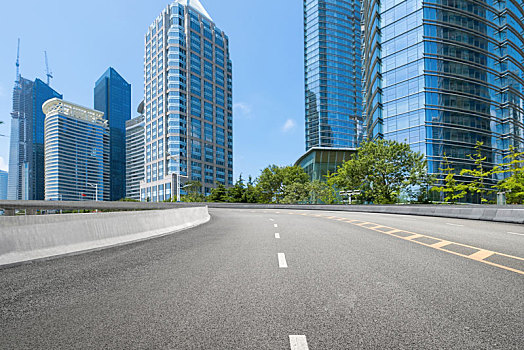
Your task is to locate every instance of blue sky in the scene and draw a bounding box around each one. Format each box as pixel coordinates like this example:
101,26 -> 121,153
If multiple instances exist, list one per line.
0,0 -> 305,179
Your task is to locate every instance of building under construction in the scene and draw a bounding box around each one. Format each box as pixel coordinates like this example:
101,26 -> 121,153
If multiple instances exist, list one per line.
7,42 -> 62,200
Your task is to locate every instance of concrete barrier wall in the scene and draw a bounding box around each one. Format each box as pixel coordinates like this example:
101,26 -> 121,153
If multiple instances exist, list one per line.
203,203 -> 524,224
0,207 -> 210,267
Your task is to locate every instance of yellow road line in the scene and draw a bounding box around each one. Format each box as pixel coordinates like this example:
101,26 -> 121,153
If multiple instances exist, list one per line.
469,250 -> 495,261
405,234 -> 424,240
321,215 -> 524,275
431,240 -> 452,249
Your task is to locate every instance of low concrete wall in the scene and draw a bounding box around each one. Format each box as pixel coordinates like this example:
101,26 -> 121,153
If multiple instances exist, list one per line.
0,207 -> 210,267
203,203 -> 524,224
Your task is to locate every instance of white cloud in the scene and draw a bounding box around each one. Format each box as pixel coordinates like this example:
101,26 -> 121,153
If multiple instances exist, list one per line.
0,156 -> 8,171
281,119 -> 297,133
233,102 -> 253,119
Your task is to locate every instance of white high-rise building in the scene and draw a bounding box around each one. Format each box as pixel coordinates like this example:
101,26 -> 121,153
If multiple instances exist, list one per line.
140,0 -> 233,202
43,98 -> 110,201
126,103 -> 145,201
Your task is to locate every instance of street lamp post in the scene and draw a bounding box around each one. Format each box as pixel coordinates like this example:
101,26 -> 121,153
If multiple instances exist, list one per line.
87,183 -> 99,212
87,183 -> 99,201
167,153 -> 188,202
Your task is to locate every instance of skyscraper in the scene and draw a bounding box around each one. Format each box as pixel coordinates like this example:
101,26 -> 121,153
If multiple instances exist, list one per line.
8,77 -> 62,200
362,0 -> 524,199
43,98 -> 110,201
0,170 -> 7,200
94,67 -> 131,201
126,102 -> 145,201
140,0 -> 233,202
297,0 -> 362,180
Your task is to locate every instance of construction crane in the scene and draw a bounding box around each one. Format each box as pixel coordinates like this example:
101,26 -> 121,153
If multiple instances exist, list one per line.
15,38 -> 20,83
44,51 -> 53,86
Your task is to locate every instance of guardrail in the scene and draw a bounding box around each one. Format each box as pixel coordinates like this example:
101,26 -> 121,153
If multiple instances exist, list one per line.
0,207 -> 210,267
0,200 -> 202,215
1,201 -> 523,224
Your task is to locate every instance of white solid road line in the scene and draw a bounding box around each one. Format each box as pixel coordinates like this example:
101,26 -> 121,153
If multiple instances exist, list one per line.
275,233 -> 280,239
508,232 -> 524,236
278,253 -> 288,268
446,223 -> 464,227
289,335 -> 309,350
274,224 -> 278,228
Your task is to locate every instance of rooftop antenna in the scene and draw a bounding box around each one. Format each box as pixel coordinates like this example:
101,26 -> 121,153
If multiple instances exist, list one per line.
44,51 -> 53,86
15,38 -> 20,83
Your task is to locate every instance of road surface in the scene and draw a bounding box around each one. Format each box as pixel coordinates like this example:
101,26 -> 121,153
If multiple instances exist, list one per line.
1,209 -> 523,349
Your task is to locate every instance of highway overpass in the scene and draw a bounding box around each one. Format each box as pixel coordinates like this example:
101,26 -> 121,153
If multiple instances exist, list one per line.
1,207 -> 523,349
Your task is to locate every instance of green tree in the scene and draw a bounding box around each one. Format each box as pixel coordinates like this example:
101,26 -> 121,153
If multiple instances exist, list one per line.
495,146 -> 524,204
241,176 -> 261,203
309,180 -> 339,204
431,155 -> 467,203
181,180 -> 206,202
281,182 -> 310,204
256,165 -> 310,203
328,140 -> 430,204
208,183 -> 228,202
227,175 -> 246,202
459,142 -> 496,203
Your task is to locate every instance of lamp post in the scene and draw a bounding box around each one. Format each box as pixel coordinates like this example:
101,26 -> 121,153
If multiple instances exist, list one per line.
87,183 -> 99,213
87,183 -> 98,201
166,153 -> 188,202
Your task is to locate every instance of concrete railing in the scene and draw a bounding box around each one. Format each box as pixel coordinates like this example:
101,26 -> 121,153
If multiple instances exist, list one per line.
0,206 -> 210,267
202,203 -> 524,224
1,200 -> 522,227
0,200 -> 203,215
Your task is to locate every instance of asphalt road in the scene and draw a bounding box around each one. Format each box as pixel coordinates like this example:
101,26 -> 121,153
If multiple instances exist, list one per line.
1,209 -> 523,349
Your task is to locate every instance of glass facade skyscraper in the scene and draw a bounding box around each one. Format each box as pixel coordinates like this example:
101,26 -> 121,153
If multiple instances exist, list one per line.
8,77 -> 62,200
0,170 -> 7,200
140,0 -> 233,202
363,0 -> 524,194
298,0 -> 362,183
43,98 -> 110,201
304,0 -> 363,150
126,104 -> 145,201
94,67 -> 131,201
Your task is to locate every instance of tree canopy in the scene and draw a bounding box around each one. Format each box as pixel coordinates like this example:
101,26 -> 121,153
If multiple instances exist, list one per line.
328,140 -> 432,204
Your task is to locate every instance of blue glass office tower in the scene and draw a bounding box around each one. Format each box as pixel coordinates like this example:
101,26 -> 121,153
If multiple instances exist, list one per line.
298,0 -> 362,180
94,68 -> 131,201
304,0 -> 363,149
140,0 -> 233,202
8,77 -> 62,200
363,0 -> 524,198
0,170 -> 7,200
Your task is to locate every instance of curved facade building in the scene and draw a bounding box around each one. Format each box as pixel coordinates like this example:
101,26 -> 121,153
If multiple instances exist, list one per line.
304,0 -> 363,150
43,98 -> 110,201
363,0 -> 524,196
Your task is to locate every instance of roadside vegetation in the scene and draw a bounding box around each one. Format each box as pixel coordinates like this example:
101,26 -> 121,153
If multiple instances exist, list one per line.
169,140 -> 523,205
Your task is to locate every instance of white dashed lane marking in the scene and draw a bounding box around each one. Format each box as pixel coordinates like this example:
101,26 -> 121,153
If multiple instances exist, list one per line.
278,253 -> 288,268
508,232 -> 524,236
275,233 -> 280,239
289,335 -> 309,350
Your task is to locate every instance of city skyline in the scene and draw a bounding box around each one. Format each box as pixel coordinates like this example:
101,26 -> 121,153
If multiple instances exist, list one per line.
0,1 -> 305,180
